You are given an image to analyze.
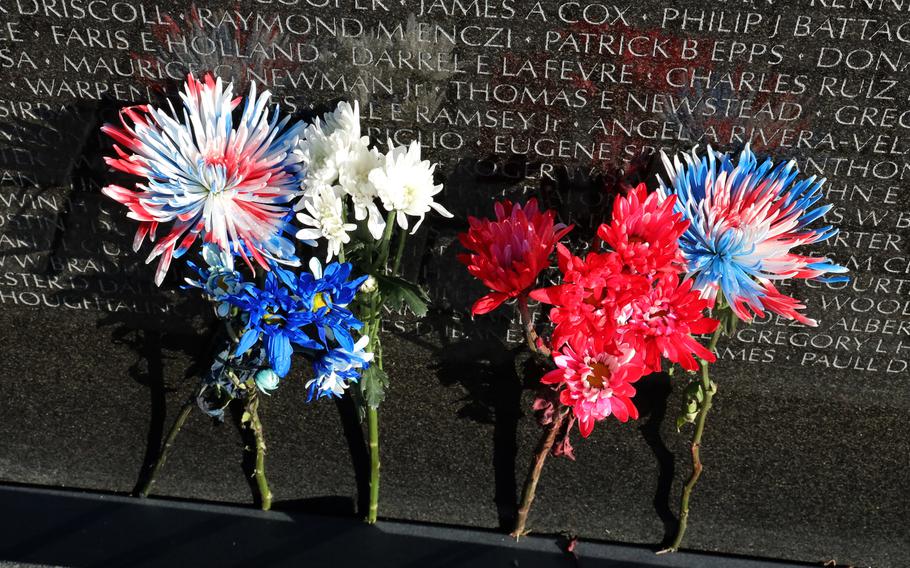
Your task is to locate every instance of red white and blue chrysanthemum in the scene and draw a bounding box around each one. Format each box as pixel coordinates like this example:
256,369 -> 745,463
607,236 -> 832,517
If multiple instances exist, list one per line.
658,144 -> 849,326
102,74 -> 305,285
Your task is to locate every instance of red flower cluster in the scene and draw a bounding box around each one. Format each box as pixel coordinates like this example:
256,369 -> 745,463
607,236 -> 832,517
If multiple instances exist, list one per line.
531,185 -> 718,436
459,186 -> 718,438
458,199 -> 572,315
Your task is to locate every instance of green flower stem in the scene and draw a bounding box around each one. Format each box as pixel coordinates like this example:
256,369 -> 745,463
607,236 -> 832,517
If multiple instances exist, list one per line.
246,389 -> 272,511
374,211 -> 397,272
660,326 -> 724,554
390,228 -> 408,276
137,393 -> 195,498
366,405 -> 381,523
373,313 -> 384,367
511,294 -> 560,537
512,407 -> 569,538
365,292 -> 383,523
362,210 -> 399,524
340,205 -> 348,263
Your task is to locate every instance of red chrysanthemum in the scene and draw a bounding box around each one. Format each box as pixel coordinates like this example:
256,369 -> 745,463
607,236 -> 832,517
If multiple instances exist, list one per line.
530,245 -> 648,348
617,273 -> 719,372
534,188 -> 718,373
596,183 -> 688,276
541,335 -> 648,437
459,199 -> 572,315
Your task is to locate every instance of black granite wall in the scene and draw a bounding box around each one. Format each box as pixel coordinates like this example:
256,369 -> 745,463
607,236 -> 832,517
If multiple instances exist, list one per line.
1,1 -> 908,566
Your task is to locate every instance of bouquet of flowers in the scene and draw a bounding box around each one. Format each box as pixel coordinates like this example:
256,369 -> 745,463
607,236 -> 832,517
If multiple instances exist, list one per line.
293,97 -> 451,522
101,74 -> 450,517
460,187 -> 719,536
460,145 -> 847,547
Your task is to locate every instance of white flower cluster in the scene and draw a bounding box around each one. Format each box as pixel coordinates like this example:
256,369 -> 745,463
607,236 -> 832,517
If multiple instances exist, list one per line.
294,101 -> 452,260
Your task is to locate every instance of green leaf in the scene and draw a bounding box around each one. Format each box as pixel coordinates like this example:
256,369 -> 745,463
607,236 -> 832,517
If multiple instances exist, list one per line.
680,380 -> 706,428
684,381 -> 703,401
360,365 -> 389,409
676,410 -> 698,431
375,274 -> 429,317
241,411 -> 252,424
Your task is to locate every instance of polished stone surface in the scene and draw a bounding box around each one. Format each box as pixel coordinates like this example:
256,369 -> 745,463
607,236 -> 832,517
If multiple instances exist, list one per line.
1,1 -> 908,567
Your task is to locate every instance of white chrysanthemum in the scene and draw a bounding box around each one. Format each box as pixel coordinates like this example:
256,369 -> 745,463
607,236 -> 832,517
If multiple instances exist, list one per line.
295,185 -> 356,261
324,100 -> 362,140
296,101 -> 367,189
339,141 -> 386,239
296,123 -> 343,188
369,139 -> 452,234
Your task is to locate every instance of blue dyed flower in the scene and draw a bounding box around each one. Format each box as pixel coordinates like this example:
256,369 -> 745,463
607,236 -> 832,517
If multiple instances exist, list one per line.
295,258 -> 368,347
306,335 -> 373,400
226,259 -> 367,379
228,265 -> 320,377
658,144 -> 849,326
185,244 -> 250,317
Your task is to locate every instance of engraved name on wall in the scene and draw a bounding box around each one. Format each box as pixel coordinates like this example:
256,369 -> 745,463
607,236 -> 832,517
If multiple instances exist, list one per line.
0,0 -> 908,371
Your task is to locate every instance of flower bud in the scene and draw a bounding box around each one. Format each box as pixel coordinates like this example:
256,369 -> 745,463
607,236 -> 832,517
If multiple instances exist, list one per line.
254,369 -> 280,394
360,275 -> 378,294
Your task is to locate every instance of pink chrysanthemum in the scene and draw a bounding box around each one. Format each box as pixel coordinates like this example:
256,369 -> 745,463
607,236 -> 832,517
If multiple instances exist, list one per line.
459,199 -> 572,315
618,274 -> 719,372
541,337 -> 647,437
101,74 -> 304,285
596,183 -> 688,276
